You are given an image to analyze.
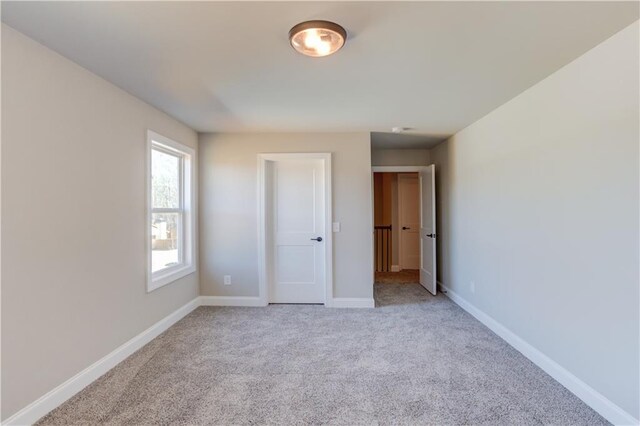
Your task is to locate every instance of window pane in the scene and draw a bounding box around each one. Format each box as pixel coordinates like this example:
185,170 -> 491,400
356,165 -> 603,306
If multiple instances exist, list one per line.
151,212 -> 182,272
152,148 -> 180,209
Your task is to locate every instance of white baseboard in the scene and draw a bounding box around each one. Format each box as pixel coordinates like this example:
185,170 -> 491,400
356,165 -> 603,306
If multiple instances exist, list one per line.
330,297 -> 375,308
4,298 -> 200,426
198,295 -> 266,307
391,265 -> 401,272
440,283 -> 638,426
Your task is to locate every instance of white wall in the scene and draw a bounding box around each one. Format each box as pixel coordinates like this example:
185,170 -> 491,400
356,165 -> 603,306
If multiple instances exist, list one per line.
1,25 -> 199,420
199,133 -> 373,300
430,21 -> 639,420
371,148 -> 431,166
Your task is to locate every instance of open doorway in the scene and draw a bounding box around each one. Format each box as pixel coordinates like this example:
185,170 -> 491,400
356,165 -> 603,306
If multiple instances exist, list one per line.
372,166 -> 437,295
373,172 -> 420,284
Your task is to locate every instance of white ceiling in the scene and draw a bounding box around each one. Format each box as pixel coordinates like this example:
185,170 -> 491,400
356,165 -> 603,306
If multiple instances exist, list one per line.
2,2 -> 638,142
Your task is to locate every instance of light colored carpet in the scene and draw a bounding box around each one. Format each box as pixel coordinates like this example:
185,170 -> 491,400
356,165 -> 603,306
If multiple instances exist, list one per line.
37,284 -> 607,425
375,269 -> 420,284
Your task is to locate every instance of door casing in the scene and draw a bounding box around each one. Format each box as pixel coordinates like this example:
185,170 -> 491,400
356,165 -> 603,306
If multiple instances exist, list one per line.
258,153 -> 333,306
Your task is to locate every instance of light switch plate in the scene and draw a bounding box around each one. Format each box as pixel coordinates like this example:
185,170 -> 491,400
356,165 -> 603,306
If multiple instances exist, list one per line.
332,222 -> 340,232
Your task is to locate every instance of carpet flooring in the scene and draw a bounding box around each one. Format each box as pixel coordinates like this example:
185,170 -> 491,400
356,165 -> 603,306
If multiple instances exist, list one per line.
37,284 -> 607,425
375,269 -> 420,284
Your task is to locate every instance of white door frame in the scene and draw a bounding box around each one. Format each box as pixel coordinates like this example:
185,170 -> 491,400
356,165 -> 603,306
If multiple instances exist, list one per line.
258,153 -> 333,306
371,166 -> 428,278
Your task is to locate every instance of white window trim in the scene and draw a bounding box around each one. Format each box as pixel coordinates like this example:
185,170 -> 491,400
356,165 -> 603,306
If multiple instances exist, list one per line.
147,130 -> 196,292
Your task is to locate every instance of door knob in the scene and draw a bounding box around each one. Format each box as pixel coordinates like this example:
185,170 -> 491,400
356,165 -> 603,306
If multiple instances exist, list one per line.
427,233 -> 436,238
402,226 -> 410,230
311,237 -> 323,242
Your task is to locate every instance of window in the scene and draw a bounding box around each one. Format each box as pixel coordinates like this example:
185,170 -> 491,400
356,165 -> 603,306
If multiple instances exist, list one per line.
147,130 -> 196,292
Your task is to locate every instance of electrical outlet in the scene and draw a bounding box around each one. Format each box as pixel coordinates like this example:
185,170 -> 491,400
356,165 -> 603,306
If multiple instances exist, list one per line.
470,281 -> 476,294
332,222 -> 340,232
224,275 -> 232,285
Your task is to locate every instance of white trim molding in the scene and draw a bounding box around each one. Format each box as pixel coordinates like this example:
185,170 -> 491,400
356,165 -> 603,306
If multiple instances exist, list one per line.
331,297 -> 375,308
4,298 -> 200,426
198,296 -> 266,307
197,296 -> 374,309
440,283 -> 639,426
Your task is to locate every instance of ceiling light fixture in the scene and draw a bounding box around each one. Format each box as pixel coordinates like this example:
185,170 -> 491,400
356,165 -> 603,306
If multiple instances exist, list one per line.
289,20 -> 347,57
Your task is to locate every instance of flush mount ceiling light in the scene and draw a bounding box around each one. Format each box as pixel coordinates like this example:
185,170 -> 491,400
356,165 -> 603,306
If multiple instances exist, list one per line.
289,20 -> 347,57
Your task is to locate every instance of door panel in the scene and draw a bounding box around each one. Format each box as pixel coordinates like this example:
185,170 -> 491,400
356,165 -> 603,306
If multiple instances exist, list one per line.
276,246 -> 315,283
399,174 -> 420,270
419,165 -> 437,295
270,158 -> 325,303
276,162 -> 316,232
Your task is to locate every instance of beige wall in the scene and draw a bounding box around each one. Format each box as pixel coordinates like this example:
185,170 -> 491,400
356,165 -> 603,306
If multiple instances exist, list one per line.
430,22 -> 639,419
1,25 -> 199,420
371,148 -> 431,166
199,132 -> 373,299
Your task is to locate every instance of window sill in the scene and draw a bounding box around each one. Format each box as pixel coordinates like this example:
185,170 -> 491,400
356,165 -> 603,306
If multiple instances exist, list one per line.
147,265 -> 196,293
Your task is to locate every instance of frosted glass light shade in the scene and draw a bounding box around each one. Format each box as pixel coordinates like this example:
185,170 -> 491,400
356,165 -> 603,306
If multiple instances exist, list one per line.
289,20 -> 347,57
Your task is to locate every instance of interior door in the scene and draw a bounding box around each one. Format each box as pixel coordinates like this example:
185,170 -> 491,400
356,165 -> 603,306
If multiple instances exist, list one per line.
419,165 -> 437,295
399,174 -> 420,270
270,158 -> 325,303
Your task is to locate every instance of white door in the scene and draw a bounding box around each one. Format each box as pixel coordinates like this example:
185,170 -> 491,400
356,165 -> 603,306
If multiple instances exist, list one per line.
399,174 -> 420,270
419,165 -> 437,295
270,158 -> 326,303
